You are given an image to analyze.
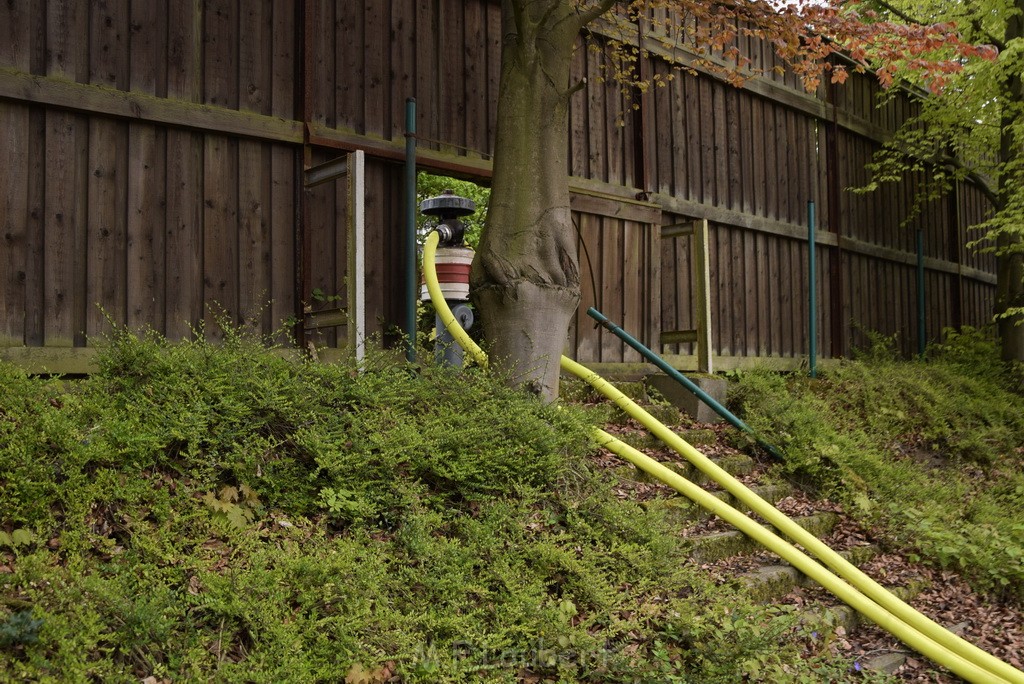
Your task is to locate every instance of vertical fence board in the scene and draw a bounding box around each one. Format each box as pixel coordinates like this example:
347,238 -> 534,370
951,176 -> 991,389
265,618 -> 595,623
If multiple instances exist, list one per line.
126,123 -> 167,332
0,104 -> 29,345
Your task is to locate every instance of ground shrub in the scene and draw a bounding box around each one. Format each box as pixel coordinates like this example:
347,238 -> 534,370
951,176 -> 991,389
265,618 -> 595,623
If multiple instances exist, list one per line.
730,328 -> 1024,601
1,327 -> 880,682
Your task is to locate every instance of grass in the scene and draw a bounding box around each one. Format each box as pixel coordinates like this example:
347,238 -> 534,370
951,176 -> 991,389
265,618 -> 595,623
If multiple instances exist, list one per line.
0,325 -> 875,683
730,327 -> 1024,602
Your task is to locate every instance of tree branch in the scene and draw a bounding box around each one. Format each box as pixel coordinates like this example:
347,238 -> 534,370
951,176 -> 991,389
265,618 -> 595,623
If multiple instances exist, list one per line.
574,0 -> 618,31
869,0 -> 1005,51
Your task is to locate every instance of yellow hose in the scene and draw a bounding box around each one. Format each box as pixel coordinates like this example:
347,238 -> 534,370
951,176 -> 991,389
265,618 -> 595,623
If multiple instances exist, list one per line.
561,356 -> 1023,684
421,231 -> 1022,683
594,429 -> 998,683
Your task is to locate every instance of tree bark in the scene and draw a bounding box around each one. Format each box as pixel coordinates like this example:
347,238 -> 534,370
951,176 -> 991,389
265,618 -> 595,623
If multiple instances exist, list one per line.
471,0 -> 590,401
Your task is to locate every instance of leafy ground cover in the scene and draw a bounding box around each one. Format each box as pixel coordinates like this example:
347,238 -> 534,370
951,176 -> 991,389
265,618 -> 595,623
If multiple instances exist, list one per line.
730,328 -> 1024,604
1,327 -> 874,683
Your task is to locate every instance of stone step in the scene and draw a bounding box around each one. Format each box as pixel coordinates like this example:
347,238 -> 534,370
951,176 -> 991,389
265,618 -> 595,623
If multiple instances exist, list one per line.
615,426 -> 718,450
644,482 -> 796,527
687,512 -> 839,564
856,621 -> 968,675
615,452 -> 757,489
801,578 -> 931,635
736,544 -> 881,602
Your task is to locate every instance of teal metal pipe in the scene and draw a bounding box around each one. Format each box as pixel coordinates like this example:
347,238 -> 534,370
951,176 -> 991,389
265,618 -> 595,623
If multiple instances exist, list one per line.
586,307 -> 783,460
405,98 -> 417,363
808,200 -> 817,378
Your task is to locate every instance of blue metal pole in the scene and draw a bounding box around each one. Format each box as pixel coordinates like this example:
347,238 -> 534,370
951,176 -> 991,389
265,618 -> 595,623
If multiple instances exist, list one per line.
587,307 -> 784,460
405,98 -> 417,363
808,201 -> 817,378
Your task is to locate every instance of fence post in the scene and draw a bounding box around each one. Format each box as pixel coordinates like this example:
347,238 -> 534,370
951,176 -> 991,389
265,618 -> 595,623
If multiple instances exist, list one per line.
347,150 -> 366,364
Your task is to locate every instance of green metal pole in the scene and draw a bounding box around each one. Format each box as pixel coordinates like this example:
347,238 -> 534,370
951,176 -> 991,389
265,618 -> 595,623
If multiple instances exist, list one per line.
917,228 -> 925,359
587,307 -> 784,460
808,201 -> 817,378
405,98 -> 417,363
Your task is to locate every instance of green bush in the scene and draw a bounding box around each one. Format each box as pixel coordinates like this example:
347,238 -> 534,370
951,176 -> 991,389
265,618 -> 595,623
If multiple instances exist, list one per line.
730,329 -> 1024,600
0,327 -> 877,682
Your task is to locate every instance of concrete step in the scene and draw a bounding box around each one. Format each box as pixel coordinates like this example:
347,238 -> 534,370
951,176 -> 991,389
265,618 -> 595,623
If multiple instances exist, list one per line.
687,512 -> 839,564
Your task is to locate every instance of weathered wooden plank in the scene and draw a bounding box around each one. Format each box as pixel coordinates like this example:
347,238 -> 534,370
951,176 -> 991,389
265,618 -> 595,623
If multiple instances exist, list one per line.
463,0 -> 487,155
124,3 -> 168,321
439,0 -> 464,153
600,217 -> 625,362
89,0 -> 129,89
725,86 -> 741,212
728,227 -> 744,356
128,0 -> 167,97
755,231 -> 770,354
85,1 -> 130,340
777,107 -> 792,224
308,0 -> 335,127
203,134 -> 240,340
126,122 -> 167,332
363,0 -> 387,138
364,161 -> 396,341
47,0 -> 89,81
484,0 -> 501,154
622,220 -> 641,362
0,70 -> 304,142
795,238 -> 808,356
569,191 -> 660,224
699,78 -> 715,205
204,0 -> 239,110
25,106 -> 46,346
335,1 -> 364,131
0,103 -> 29,345
762,101 -> 778,220
240,0 -> 271,116
667,64 -> 685,196
304,151 -> 338,348
415,0 -> 439,147
684,74 -> 701,202
569,40 -> 588,177
269,144 -> 297,337
85,116 -> 129,340
43,112 -> 85,347
0,0 -> 32,69
43,2 -> 89,347
238,0 -> 272,333
712,223 -> 729,356
658,234 -> 678,354
390,0 -> 416,141
577,212 -> 601,362
586,41 -> 607,183
168,0 -> 202,102
238,140 -> 271,332
646,212 -> 662,351
743,229 -> 757,355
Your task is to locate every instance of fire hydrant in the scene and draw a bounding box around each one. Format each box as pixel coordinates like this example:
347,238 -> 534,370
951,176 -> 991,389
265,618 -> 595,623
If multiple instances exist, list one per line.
420,190 -> 476,367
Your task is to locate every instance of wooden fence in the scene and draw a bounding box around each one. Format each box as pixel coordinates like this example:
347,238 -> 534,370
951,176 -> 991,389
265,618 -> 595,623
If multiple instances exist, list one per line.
0,0 -> 997,373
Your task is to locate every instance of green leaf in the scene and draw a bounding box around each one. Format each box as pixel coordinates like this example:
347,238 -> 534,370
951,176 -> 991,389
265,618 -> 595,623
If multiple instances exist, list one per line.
10,529 -> 34,547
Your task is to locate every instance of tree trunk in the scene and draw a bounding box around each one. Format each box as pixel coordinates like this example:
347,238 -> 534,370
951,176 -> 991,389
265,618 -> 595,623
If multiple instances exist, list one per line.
470,1 -> 587,401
